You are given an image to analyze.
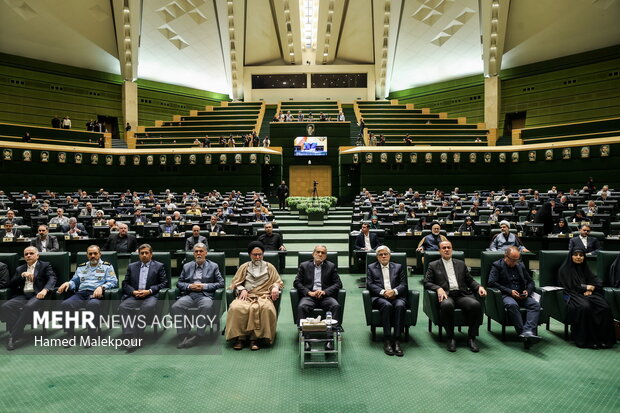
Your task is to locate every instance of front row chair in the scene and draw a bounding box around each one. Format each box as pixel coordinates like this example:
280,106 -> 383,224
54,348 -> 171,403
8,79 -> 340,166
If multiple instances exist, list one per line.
168,251 -> 226,333
538,250 -> 576,339
480,251 -> 548,340
421,250 -> 482,341
596,251 -> 620,320
362,252 -> 419,341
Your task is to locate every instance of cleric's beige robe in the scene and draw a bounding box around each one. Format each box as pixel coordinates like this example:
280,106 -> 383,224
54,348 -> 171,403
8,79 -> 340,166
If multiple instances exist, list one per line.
225,261 -> 283,343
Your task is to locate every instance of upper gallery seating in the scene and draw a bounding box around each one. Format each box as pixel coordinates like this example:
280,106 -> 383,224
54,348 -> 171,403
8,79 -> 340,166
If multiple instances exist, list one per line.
355,100 -> 491,146
513,117 -> 620,145
133,102 -> 265,148
275,101 -> 342,121
0,122 -> 107,147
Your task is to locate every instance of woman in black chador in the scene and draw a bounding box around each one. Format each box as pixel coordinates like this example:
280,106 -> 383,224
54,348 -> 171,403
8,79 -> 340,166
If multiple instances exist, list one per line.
557,248 -> 616,349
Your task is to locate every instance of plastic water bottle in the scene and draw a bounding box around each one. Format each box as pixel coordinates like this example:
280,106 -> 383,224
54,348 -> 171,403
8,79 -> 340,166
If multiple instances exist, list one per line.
325,311 -> 332,332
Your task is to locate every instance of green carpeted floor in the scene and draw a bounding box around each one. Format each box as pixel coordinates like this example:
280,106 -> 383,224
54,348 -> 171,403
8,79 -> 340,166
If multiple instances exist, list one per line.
0,272 -> 618,413
0,211 -> 618,412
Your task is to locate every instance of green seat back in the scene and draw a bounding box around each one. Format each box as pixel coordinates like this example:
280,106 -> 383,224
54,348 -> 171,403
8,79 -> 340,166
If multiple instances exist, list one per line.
596,251 -> 620,286
38,252 -> 71,284
0,253 -> 19,276
539,250 -> 570,286
479,251 -> 506,287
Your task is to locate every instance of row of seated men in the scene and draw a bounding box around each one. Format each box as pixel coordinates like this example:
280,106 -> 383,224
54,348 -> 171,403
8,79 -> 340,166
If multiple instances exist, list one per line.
1,240 -> 616,355
0,220 -> 285,254
354,220 -> 606,256
0,196 -> 274,230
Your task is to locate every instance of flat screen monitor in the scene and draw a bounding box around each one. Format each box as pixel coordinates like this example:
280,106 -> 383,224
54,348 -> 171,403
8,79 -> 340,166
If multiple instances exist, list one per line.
294,136 -> 327,156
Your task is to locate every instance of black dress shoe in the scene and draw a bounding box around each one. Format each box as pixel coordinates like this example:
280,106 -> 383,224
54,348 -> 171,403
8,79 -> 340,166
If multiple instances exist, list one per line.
467,338 -> 479,353
125,344 -> 138,353
447,338 -> 456,352
183,335 -> 198,349
325,341 -> 334,351
6,337 -> 15,351
383,341 -> 394,356
393,341 -> 403,357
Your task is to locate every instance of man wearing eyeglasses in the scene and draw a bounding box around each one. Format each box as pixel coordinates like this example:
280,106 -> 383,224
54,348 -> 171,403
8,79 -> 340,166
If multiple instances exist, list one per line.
488,246 -> 541,349
568,224 -> 601,256
366,245 -> 408,356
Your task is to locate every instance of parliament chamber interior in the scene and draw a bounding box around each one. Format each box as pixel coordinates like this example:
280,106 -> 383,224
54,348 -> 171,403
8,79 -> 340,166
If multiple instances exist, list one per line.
0,0 -> 619,412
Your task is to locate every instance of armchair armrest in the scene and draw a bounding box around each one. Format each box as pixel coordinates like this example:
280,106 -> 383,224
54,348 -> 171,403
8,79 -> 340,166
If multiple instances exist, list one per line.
105,288 -> 121,301
362,290 -> 372,325
423,289 -> 441,324
407,290 -> 420,326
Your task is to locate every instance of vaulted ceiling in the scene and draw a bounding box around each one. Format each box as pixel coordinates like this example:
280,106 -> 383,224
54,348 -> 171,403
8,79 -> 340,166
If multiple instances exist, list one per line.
0,0 -> 618,98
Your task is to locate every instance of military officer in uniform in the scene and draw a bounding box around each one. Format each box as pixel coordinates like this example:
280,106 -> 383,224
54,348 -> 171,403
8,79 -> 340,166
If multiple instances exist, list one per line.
57,245 -> 118,347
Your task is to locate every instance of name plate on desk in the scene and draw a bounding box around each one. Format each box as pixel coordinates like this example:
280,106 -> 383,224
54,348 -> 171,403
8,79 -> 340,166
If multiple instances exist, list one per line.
460,231 -> 469,236
152,214 -> 160,218
455,206 -> 461,210
64,235 -> 71,240
557,234 -> 567,238
517,232 -> 523,237
49,224 -> 57,229
568,233 -> 574,238
162,233 -> 171,237
2,237 -> 13,242
179,221 -> 185,226
209,232 -> 218,237
414,231 -> 422,236
446,220 -> 453,225
136,222 -> 144,225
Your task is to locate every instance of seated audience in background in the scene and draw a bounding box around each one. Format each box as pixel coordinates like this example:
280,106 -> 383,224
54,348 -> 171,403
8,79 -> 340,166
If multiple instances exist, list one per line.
552,218 -> 571,235
49,208 -> 69,228
534,202 -> 555,235
416,222 -> 447,253
366,245 -> 408,357
457,216 -> 478,235
258,222 -> 285,251
205,215 -> 224,233
557,249 -> 615,349
30,225 -> 59,252
355,223 -> 381,251
489,221 -> 528,252
1,210 -> 22,225
103,223 -> 137,253
1,246 -> 56,350
488,247 -> 541,349
225,242 -> 283,351
0,221 -> 22,239
568,224 -> 601,256
64,217 -> 88,238
159,215 -> 177,236
185,225 -> 207,251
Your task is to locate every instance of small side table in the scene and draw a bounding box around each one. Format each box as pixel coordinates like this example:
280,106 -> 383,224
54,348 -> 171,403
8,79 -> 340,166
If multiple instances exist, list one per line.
298,326 -> 342,369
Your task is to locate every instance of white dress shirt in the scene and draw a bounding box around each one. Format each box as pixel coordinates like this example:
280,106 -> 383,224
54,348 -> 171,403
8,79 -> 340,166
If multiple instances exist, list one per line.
441,258 -> 459,291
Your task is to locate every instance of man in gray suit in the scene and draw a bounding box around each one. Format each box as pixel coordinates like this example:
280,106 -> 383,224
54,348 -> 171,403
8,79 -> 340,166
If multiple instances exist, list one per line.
424,241 -> 486,352
171,243 -> 224,348
30,224 -> 60,252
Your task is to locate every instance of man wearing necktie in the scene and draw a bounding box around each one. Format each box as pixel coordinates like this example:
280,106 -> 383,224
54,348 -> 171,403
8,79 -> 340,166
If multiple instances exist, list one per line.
366,245 -> 409,356
118,244 -> 168,352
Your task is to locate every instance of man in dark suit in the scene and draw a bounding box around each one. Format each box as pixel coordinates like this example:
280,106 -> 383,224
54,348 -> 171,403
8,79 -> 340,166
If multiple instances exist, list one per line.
30,224 -> 60,252
0,261 -> 8,288
294,244 -> 342,324
0,221 -> 22,239
185,225 -> 208,251
488,246 -> 541,349
1,246 -> 56,350
367,245 -> 408,356
64,217 -> 88,237
424,241 -> 487,352
355,223 -> 381,250
568,224 -> 601,255
118,243 -> 168,352
1,210 -> 22,225
159,215 -> 178,236
103,223 -> 137,253
205,215 -> 224,233
170,243 -> 224,348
